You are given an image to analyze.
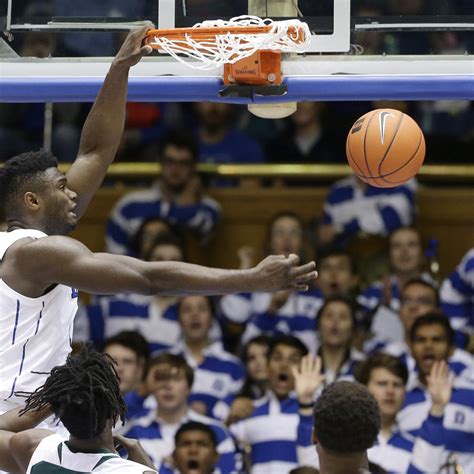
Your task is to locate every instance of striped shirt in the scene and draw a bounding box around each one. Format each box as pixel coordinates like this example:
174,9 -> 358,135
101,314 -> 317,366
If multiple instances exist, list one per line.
230,392 -> 300,474
123,409 -> 238,474
440,248 -> 474,348
397,377 -> 474,473
106,184 -> 220,255
321,176 -> 417,241
169,341 -> 245,418
220,290 -> 324,353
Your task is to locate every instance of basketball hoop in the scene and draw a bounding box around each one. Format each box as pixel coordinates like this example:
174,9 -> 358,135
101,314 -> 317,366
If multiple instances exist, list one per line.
145,16 -> 311,119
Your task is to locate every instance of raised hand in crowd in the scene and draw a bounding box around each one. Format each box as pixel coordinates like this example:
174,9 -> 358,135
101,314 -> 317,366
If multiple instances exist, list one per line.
427,360 -> 454,416
292,354 -> 325,410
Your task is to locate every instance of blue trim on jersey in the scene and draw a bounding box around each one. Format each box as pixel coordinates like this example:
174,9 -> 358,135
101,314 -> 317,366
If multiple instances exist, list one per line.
34,302 -> 45,336
12,299 -> 20,345
18,338 -> 29,375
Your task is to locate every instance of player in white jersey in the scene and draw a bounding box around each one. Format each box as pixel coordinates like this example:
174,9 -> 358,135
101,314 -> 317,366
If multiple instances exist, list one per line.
0,32 -> 317,421
0,346 -> 157,473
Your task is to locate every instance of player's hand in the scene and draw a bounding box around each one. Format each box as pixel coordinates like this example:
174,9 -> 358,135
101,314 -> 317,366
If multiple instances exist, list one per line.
291,354 -> 325,406
113,435 -> 157,469
427,360 -> 453,416
252,254 -> 317,292
112,24 -> 154,69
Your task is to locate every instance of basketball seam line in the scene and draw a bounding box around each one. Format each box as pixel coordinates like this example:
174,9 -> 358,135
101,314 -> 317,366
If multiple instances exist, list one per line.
352,129 -> 423,182
378,130 -> 424,182
377,112 -> 404,184
363,111 -> 378,185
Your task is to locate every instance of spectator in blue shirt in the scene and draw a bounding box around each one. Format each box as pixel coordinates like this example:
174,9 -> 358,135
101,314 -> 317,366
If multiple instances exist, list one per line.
221,212 -> 323,353
440,248 -> 474,350
317,175 -> 417,250
230,335 -> 308,473
170,295 -> 245,418
102,330 -> 150,397
397,315 -> 474,473
106,130 -> 221,255
123,353 -> 239,473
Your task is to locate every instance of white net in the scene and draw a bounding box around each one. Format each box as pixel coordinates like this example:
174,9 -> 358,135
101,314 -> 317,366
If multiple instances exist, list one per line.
148,15 -> 312,70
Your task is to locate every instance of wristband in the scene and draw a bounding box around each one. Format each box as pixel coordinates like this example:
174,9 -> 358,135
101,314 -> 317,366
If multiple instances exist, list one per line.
298,401 -> 314,409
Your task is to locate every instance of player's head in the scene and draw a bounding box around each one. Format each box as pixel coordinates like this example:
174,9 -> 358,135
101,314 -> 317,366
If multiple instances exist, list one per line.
21,344 -> 126,439
103,331 -> 150,394
313,381 -> 380,471
0,150 -> 78,235
399,278 -> 439,333
173,421 -> 219,474
317,249 -> 359,298
158,130 -> 198,191
268,335 -> 308,400
356,353 -> 408,421
389,227 -> 424,276
178,296 -> 215,345
267,211 -> 306,257
146,353 -> 194,411
317,296 -> 356,350
409,313 -> 454,379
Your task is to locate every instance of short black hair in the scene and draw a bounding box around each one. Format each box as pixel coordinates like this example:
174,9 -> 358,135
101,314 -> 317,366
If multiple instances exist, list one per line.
355,353 -> 409,386
313,381 -> 380,454
409,312 -> 455,346
175,421 -> 217,448
401,277 -> 440,307
242,335 -> 272,364
0,150 -> 58,216
268,335 -> 308,359
158,129 -> 199,162
20,344 -> 126,439
103,330 -> 150,362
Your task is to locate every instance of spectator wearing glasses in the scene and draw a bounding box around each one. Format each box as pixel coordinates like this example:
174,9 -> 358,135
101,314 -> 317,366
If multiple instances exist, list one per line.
106,130 -> 220,255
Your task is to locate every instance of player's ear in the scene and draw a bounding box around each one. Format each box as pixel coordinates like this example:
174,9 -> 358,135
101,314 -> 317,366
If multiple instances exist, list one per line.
24,191 -> 40,211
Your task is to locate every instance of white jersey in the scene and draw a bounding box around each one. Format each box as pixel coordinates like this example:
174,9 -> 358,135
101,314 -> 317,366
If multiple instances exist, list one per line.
27,434 -> 157,473
0,229 -> 78,407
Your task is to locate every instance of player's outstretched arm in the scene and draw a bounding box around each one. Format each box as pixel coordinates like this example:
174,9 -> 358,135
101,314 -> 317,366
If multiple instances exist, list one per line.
66,25 -> 153,219
8,236 -> 317,297
0,405 -> 52,473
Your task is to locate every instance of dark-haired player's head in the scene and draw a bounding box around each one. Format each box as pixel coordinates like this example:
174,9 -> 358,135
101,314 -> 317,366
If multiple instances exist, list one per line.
317,296 -> 356,351
146,353 -> 194,412
178,296 -> 215,347
173,421 -> 219,474
0,150 -> 78,235
268,335 -> 308,400
356,353 -> 408,423
317,249 -> 359,298
21,344 -> 126,440
313,381 -> 380,474
399,278 -> 439,335
409,313 -> 454,382
103,331 -> 150,394
158,130 -> 199,192
267,211 -> 306,258
389,227 -> 424,277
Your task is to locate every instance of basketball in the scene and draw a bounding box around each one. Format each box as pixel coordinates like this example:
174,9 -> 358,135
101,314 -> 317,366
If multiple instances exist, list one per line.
346,109 -> 426,188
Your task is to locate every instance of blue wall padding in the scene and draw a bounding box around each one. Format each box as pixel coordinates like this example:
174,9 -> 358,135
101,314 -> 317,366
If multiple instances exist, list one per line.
0,75 -> 472,103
